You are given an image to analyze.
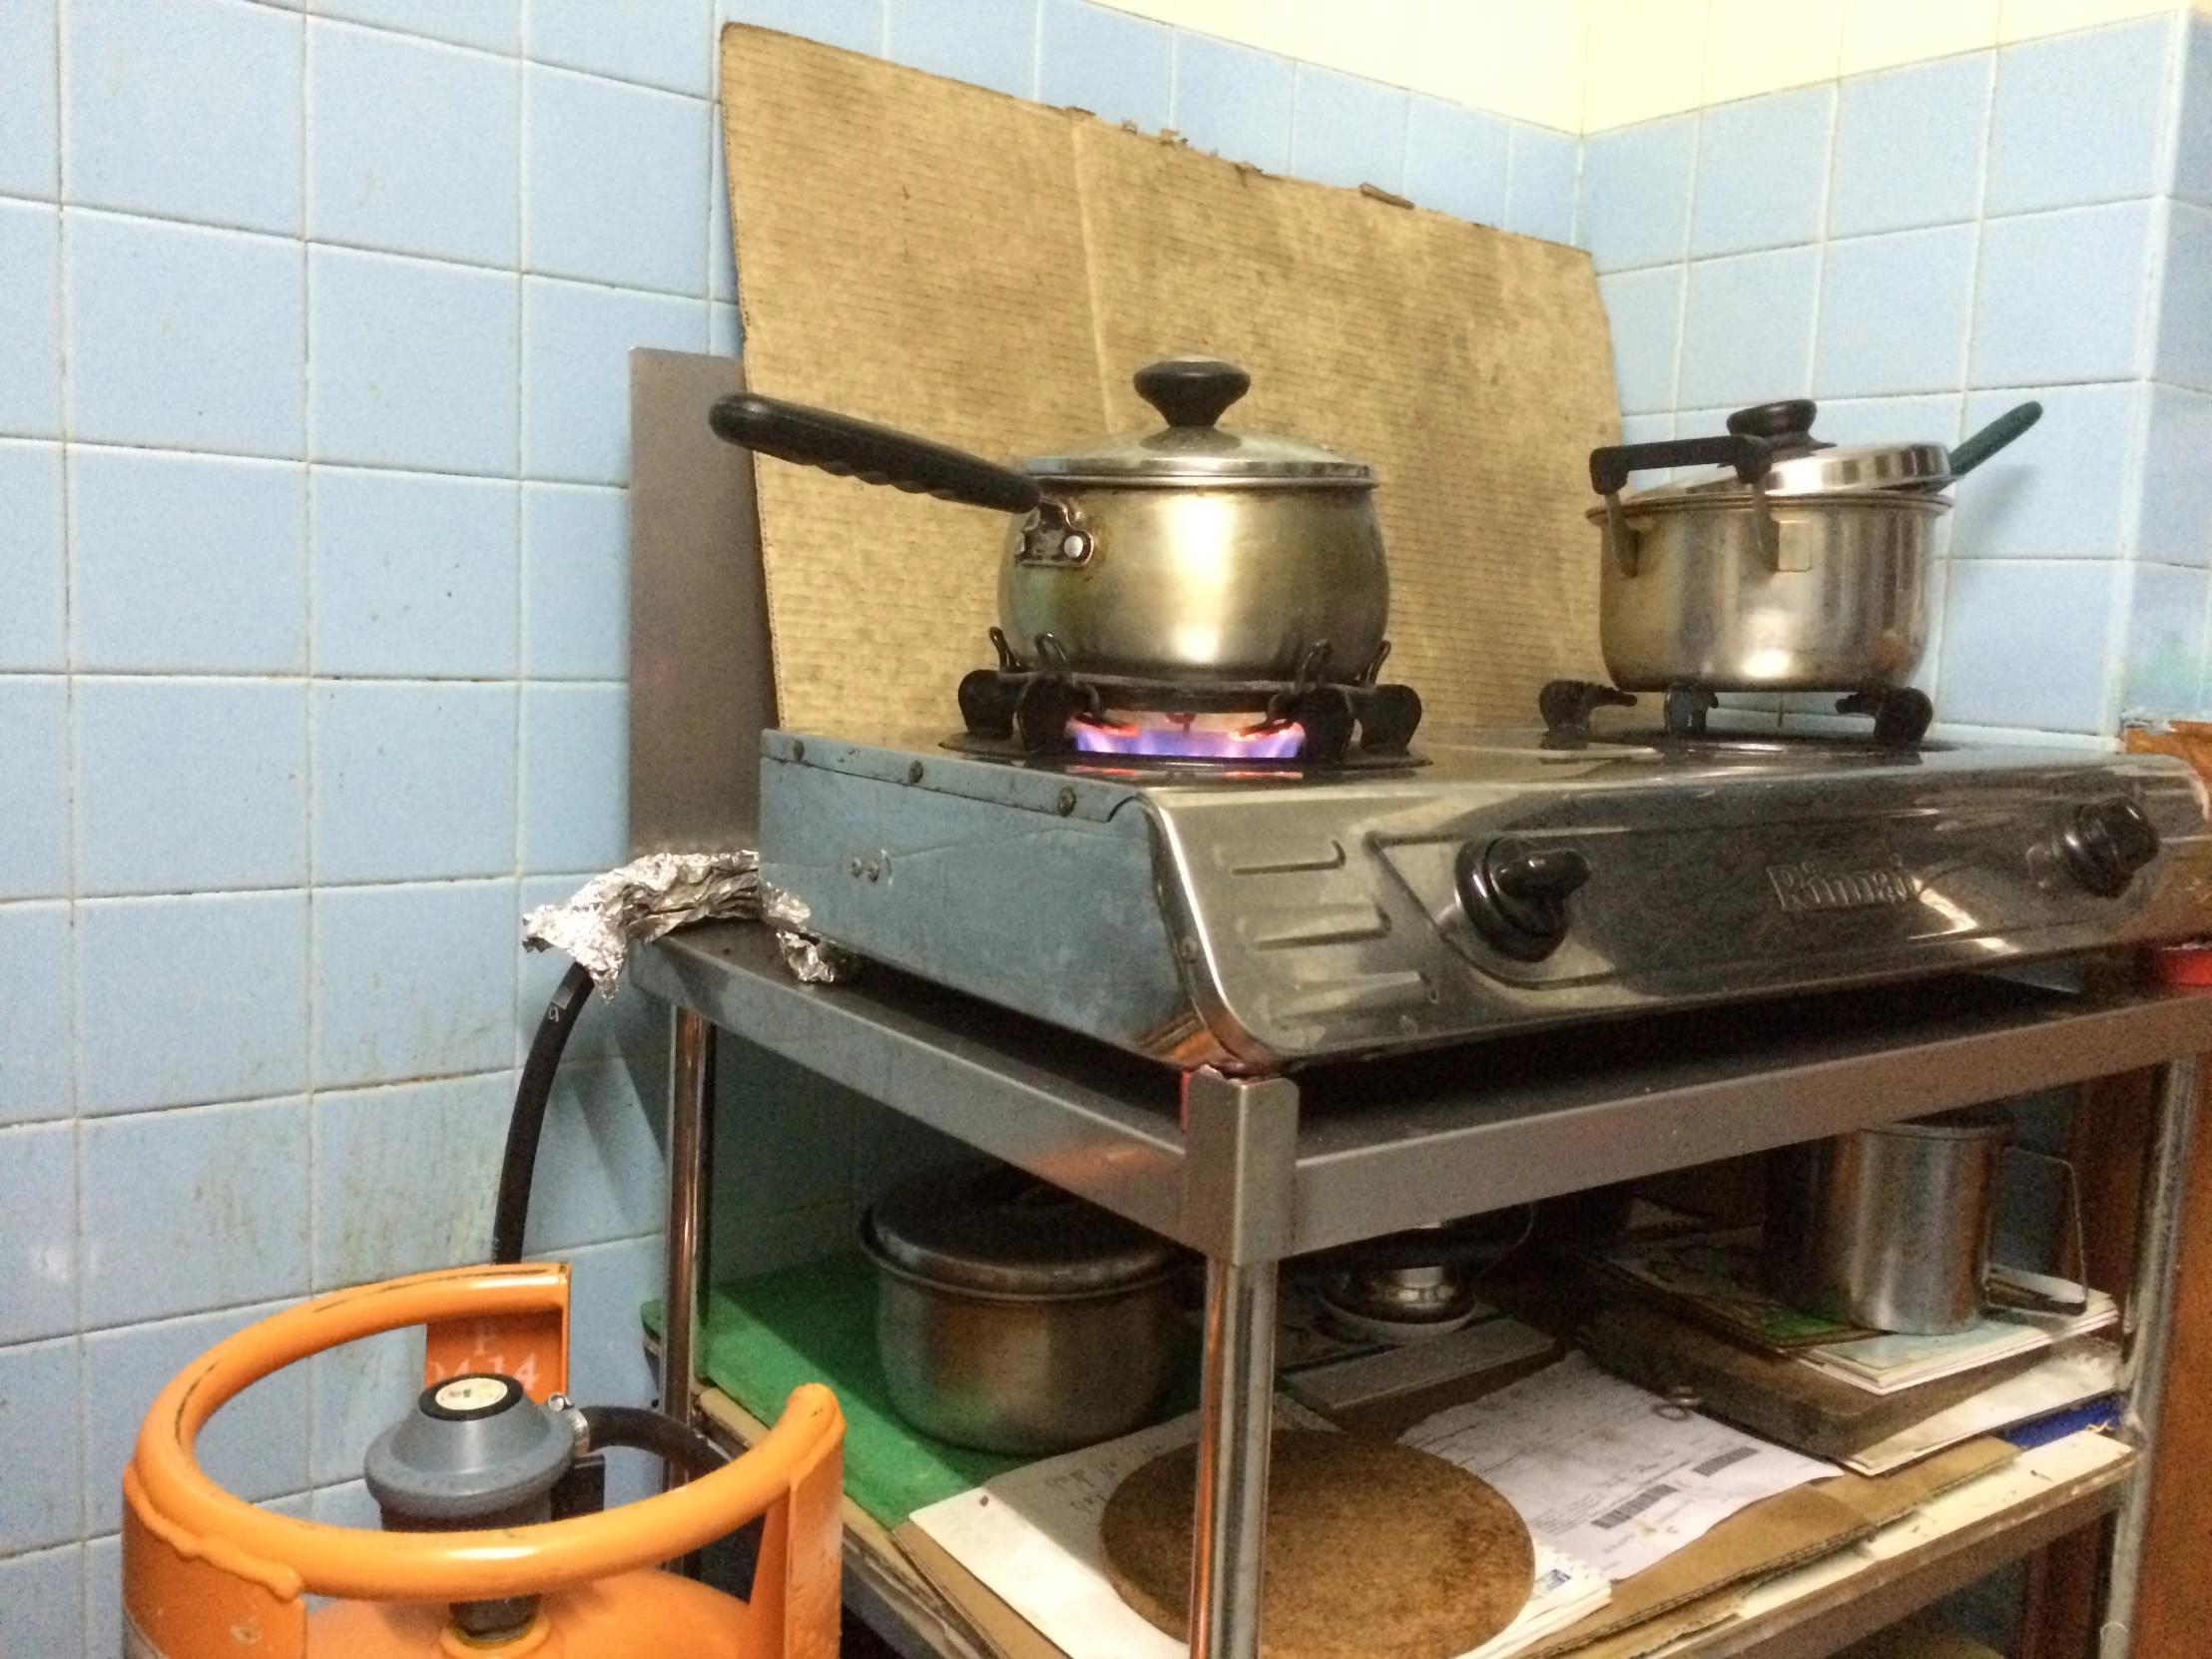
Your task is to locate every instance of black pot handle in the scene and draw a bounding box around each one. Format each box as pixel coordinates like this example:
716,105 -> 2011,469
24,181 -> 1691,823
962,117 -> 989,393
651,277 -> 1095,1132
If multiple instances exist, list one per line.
1948,400 -> 2042,478
1588,433 -> 1772,497
709,393 -> 1042,515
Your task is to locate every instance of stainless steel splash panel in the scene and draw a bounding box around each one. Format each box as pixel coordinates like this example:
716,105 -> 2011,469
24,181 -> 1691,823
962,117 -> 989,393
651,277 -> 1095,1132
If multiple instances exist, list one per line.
758,731 -> 2212,1072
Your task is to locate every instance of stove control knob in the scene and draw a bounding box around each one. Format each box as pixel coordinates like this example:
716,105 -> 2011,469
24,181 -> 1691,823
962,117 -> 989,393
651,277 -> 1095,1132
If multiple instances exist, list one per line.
2056,797 -> 2160,896
1455,838 -> 1590,961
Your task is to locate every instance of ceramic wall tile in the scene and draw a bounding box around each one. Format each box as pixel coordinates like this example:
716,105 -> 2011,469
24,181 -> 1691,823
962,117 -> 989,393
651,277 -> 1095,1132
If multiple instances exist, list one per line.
1581,117 -> 1696,272
525,64 -> 713,295
524,483 -> 629,678
0,1544 -> 82,1658
0,1339 -> 81,1552
309,247 -> 519,474
0,1121 -> 74,1344
1702,0 -> 1847,106
311,879 -> 517,1087
1970,202 -> 2152,387
1690,85 -> 1834,258
1504,123 -> 1578,243
2176,16 -> 2212,207
1596,265 -> 1685,413
311,1074 -> 511,1286
1949,384 -> 2135,556
70,450 -> 307,674
1997,0 -> 2169,45
884,0 -> 1040,98
523,276 -> 709,484
66,212 -> 303,457
312,470 -> 519,678
314,682 -> 518,883
77,891 -> 309,1116
1402,96 -> 1510,226
528,0 -> 715,96
80,1098 -> 312,1328
0,902 -> 70,1125
314,0 -> 522,54
517,1059 -> 666,1253
521,683 -> 628,872
1677,246 -> 1820,409
2122,562 -> 2210,719
1040,0 -> 1172,128
74,679 -> 307,897
0,442 -> 63,670
2157,202 -> 2212,392
1985,18 -> 2170,216
1289,65 -> 1410,194
1814,225 -> 1975,397
2140,383 -> 2212,566
309,19 -> 522,268
0,204 -> 59,441
0,0 -> 57,199
0,677 -> 67,901
1170,33 -> 1295,171
1828,53 -> 1991,238
63,0 -> 302,235
1939,558 -> 2120,730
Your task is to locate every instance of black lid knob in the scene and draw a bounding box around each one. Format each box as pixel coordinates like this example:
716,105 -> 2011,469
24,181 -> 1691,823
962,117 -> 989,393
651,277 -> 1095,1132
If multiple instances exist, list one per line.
1727,399 -> 1818,442
1134,357 -> 1251,428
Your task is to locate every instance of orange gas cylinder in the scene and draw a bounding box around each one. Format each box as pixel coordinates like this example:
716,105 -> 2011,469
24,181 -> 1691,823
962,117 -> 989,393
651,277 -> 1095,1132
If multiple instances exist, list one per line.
120,1263 -> 844,1659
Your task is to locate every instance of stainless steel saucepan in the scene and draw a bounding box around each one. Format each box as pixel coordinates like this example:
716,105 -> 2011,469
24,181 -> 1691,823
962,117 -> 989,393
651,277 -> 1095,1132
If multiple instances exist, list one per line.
710,357 -> 1388,685
1584,398 -> 2040,694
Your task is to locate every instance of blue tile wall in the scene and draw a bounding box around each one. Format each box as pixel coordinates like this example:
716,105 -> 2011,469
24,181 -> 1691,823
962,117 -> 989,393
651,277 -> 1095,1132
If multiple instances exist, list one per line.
1039,0 -> 1170,130
22,2 -> 2199,1643
1580,15 -> 2208,737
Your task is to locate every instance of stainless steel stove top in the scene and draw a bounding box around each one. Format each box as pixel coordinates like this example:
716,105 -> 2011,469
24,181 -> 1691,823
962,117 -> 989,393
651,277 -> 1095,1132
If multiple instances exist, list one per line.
756,726 -> 2212,1071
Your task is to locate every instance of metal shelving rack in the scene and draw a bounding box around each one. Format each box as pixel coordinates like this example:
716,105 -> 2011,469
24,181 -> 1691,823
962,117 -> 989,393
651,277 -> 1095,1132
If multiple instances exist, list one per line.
636,922 -> 2210,1659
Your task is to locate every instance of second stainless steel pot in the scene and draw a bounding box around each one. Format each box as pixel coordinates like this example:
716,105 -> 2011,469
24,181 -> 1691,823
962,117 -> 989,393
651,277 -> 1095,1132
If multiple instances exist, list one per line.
1584,399 -> 2039,694
860,1160 -> 1182,1455
710,357 -> 1387,685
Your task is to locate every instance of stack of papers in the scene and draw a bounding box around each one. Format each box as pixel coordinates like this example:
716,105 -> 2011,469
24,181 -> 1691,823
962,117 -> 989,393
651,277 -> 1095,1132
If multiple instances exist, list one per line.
1841,1341 -> 2120,1474
908,1402 -> 1612,1659
1400,1355 -> 1839,1582
1799,1287 -> 2116,1395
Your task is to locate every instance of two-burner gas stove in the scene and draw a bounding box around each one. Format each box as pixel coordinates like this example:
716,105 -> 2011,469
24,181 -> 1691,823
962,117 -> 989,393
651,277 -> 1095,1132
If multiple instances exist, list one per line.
756,671 -> 2212,1073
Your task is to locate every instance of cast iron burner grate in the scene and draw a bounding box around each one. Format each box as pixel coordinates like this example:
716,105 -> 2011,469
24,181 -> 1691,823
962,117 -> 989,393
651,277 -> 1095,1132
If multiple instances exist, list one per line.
1539,679 -> 1936,747
955,630 -> 1423,766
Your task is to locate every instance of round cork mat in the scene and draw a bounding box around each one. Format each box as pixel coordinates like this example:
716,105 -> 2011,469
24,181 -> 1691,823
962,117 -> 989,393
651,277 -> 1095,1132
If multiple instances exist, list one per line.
1100,1432 -> 1533,1659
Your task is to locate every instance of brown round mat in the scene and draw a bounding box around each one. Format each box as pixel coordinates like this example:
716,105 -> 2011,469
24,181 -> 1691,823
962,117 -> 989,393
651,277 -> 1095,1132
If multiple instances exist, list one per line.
1100,1431 -> 1533,1659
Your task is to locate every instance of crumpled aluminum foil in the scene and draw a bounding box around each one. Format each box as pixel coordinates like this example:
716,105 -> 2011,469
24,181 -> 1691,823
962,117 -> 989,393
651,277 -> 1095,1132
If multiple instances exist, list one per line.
521,850 -> 860,993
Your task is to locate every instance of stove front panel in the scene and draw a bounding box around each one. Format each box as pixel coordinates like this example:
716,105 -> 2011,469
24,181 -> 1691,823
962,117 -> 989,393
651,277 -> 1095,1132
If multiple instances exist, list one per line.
1149,752 -> 2212,1063
759,733 -> 2212,1068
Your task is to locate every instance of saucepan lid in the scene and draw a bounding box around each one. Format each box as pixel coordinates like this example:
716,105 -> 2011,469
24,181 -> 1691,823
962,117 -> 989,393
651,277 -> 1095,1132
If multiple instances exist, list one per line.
1023,356 -> 1376,487
862,1159 -> 1179,1299
1617,399 -> 1951,507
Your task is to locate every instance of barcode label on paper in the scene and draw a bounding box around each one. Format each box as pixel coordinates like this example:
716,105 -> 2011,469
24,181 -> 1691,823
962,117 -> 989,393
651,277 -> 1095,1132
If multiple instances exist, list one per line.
1691,1445 -> 1759,1477
1590,1482 -> 1677,1528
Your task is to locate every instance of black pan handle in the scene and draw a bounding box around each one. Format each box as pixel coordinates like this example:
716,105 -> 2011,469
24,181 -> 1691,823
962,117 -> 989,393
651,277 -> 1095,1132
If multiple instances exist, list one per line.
709,393 -> 1042,515
1589,433 -> 1772,497
1948,400 -> 2041,478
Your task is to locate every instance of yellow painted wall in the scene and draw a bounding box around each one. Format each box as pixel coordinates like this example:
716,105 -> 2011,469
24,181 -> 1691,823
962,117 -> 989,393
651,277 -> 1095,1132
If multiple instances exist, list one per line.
1097,0 -> 2196,131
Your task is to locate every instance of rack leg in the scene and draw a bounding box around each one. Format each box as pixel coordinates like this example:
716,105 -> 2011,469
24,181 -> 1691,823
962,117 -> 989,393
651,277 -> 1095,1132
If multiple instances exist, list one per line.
2099,1053 -> 2201,1659
1182,1070 -> 1300,1659
663,1005 -> 716,1494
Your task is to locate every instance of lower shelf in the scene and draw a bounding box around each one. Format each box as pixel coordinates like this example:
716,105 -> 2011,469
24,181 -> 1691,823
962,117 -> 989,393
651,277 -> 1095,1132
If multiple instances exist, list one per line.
692,1383 -> 2130,1659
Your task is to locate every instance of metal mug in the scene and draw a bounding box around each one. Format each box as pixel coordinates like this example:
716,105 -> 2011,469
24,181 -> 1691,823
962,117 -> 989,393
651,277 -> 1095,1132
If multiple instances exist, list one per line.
1766,1111 -> 2081,1336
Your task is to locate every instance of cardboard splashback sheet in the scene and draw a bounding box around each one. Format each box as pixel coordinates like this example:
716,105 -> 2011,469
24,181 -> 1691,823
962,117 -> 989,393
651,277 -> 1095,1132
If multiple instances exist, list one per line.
719,23 -> 1617,737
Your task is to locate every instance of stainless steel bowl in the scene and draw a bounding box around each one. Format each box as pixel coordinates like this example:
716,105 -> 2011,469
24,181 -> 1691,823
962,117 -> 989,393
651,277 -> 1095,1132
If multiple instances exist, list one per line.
861,1162 -> 1182,1454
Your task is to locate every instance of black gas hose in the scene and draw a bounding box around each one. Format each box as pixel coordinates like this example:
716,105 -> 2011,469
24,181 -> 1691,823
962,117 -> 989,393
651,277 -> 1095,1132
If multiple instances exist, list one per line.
491,959 -> 596,1265
579,1403 -> 731,1475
